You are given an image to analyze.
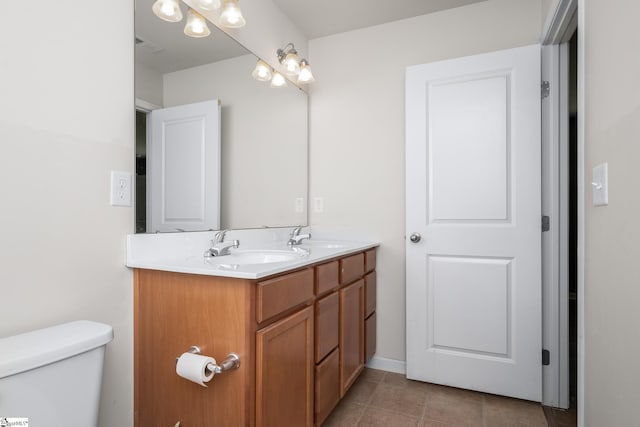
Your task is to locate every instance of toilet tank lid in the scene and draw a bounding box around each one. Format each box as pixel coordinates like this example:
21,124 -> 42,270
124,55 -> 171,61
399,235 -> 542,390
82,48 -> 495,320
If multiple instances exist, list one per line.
0,320 -> 114,379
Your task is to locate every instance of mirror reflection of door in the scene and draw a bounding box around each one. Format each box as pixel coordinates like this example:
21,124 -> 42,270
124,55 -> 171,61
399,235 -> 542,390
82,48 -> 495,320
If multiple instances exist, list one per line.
147,100 -> 221,233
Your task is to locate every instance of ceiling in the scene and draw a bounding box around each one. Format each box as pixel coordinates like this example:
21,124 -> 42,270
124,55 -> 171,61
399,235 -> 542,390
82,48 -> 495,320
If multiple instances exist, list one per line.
135,0 -> 487,74
272,0 -> 487,39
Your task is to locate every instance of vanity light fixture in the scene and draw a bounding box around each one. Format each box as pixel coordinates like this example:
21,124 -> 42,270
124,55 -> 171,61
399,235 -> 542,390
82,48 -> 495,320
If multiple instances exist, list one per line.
184,9 -> 211,37
270,71 -> 288,88
194,0 -> 221,11
297,59 -> 315,84
152,0 -> 183,22
276,43 -> 315,84
219,0 -> 246,28
277,43 -> 300,76
251,60 -> 273,82
152,0 -> 246,32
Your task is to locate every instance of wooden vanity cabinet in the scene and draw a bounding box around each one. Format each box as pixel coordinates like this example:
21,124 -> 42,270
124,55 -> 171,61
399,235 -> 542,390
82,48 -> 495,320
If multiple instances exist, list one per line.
134,248 -> 377,427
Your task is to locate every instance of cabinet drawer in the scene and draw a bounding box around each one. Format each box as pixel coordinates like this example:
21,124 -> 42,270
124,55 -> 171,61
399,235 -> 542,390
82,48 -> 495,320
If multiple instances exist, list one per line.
365,312 -> 376,363
257,269 -> 314,324
339,253 -> 365,285
365,248 -> 376,273
364,271 -> 376,318
315,348 -> 340,427
315,292 -> 339,363
316,261 -> 339,296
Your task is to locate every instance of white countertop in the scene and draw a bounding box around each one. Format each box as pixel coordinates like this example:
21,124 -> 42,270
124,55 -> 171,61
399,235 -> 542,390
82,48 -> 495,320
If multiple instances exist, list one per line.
126,227 -> 379,280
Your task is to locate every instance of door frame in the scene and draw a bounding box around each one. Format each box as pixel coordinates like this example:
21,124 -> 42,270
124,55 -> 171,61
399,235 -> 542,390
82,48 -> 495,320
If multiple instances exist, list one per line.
135,98 -> 161,113
541,0 -> 584,424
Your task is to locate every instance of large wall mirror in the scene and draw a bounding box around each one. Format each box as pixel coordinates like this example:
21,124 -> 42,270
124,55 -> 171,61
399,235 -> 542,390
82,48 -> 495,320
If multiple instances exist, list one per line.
134,0 -> 308,233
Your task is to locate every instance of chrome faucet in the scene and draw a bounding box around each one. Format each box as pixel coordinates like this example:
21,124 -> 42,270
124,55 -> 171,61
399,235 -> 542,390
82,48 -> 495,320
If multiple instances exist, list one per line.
205,230 -> 240,257
287,226 -> 311,245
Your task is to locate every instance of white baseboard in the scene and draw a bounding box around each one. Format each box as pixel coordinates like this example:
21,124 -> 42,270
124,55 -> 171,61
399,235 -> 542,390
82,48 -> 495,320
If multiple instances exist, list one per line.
366,356 -> 406,374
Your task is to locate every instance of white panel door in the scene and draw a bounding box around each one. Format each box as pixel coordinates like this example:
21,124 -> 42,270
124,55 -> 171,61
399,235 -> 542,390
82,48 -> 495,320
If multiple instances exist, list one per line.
406,45 -> 542,401
147,99 -> 221,232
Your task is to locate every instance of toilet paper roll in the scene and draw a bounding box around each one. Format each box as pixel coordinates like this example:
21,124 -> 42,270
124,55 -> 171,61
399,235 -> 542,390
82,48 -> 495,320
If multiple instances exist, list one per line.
176,352 -> 217,387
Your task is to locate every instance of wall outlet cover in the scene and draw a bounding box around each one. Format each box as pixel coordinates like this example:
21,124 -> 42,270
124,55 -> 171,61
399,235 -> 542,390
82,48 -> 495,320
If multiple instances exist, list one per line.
111,171 -> 132,207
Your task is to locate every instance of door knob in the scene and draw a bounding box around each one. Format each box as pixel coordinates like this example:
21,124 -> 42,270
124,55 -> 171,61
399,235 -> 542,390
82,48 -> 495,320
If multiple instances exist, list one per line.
409,232 -> 421,243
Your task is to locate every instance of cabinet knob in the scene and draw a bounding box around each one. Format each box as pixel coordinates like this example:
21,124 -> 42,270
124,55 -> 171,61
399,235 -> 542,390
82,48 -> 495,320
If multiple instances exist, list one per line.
175,422 -> 181,427
409,232 -> 421,243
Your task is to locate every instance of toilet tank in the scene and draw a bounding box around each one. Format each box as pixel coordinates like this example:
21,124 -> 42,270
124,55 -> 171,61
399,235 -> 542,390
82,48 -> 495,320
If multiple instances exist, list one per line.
0,320 -> 113,426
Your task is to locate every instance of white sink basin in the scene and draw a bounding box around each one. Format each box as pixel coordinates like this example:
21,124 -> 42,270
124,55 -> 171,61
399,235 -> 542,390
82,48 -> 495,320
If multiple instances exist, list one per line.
205,249 -> 308,266
298,240 -> 350,249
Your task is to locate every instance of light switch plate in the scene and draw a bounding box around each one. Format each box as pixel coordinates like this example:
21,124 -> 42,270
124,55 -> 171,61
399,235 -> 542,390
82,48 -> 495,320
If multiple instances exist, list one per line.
592,163 -> 608,206
110,171 -> 132,207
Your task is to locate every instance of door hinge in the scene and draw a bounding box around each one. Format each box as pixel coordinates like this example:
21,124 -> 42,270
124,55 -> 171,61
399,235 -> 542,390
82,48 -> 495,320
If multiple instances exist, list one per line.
542,215 -> 550,232
541,81 -> 550,99
542,349 -> 550,366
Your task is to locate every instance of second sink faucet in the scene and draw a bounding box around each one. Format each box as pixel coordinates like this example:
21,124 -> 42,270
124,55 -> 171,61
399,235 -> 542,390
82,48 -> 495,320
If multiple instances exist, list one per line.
205,230 -> 240,257
288,226 -> 311,245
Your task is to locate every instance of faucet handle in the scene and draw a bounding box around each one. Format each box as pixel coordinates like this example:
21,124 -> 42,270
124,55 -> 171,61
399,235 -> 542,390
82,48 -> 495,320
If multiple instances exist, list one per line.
290,226 -> 302,237
214,230 -> 227,243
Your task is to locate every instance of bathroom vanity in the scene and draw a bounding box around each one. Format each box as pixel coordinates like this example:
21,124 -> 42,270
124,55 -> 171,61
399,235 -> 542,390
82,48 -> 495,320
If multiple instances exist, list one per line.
128,230 -> 378,426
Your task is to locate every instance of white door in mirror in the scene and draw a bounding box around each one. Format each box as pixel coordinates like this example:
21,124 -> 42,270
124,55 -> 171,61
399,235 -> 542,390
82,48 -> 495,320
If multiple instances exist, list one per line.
147,99 -> 221,232
110,171 -> 132,207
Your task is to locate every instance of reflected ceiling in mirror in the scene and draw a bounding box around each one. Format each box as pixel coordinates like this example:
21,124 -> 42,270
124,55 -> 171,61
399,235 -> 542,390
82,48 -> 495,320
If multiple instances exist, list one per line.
134,0 -> 308,232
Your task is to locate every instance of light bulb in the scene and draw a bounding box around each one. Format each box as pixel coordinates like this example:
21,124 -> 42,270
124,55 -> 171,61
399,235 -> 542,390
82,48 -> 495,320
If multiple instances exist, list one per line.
297,61 -> 315,84
195,0 -> 221,10
283,52 -> 300,76
220,0 -> 246,28
252,60 -> 273,82
152,0 -> 183,22
270,72 -> 288,88
184,9 -> 211,37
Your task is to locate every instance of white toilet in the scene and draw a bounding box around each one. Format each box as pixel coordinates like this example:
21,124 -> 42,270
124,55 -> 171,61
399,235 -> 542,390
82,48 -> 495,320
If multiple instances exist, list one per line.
0,320 -> 113,426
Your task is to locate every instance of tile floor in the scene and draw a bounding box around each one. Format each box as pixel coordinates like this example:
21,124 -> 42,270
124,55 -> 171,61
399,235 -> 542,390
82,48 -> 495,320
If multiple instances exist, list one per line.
544,405 -> 577,427
322,368 -> 557,427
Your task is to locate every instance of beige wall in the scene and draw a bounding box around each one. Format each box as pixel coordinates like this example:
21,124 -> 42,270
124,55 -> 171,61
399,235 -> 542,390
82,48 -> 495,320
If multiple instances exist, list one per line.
583,0 -> 640,423
308,0 -> 542,363
0,3 -> 134,427
135,62 -> 163,107
541,0 -> 561,32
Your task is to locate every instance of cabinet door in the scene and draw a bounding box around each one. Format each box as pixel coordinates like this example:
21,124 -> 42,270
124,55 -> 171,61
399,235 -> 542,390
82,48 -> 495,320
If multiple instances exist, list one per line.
339,279 -> 365,396
135,270 -> 252,427
256,305 -> 314,427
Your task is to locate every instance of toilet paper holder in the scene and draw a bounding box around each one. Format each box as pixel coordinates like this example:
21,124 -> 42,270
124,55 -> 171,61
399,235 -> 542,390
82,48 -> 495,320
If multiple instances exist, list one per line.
176,346 -> 241,374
